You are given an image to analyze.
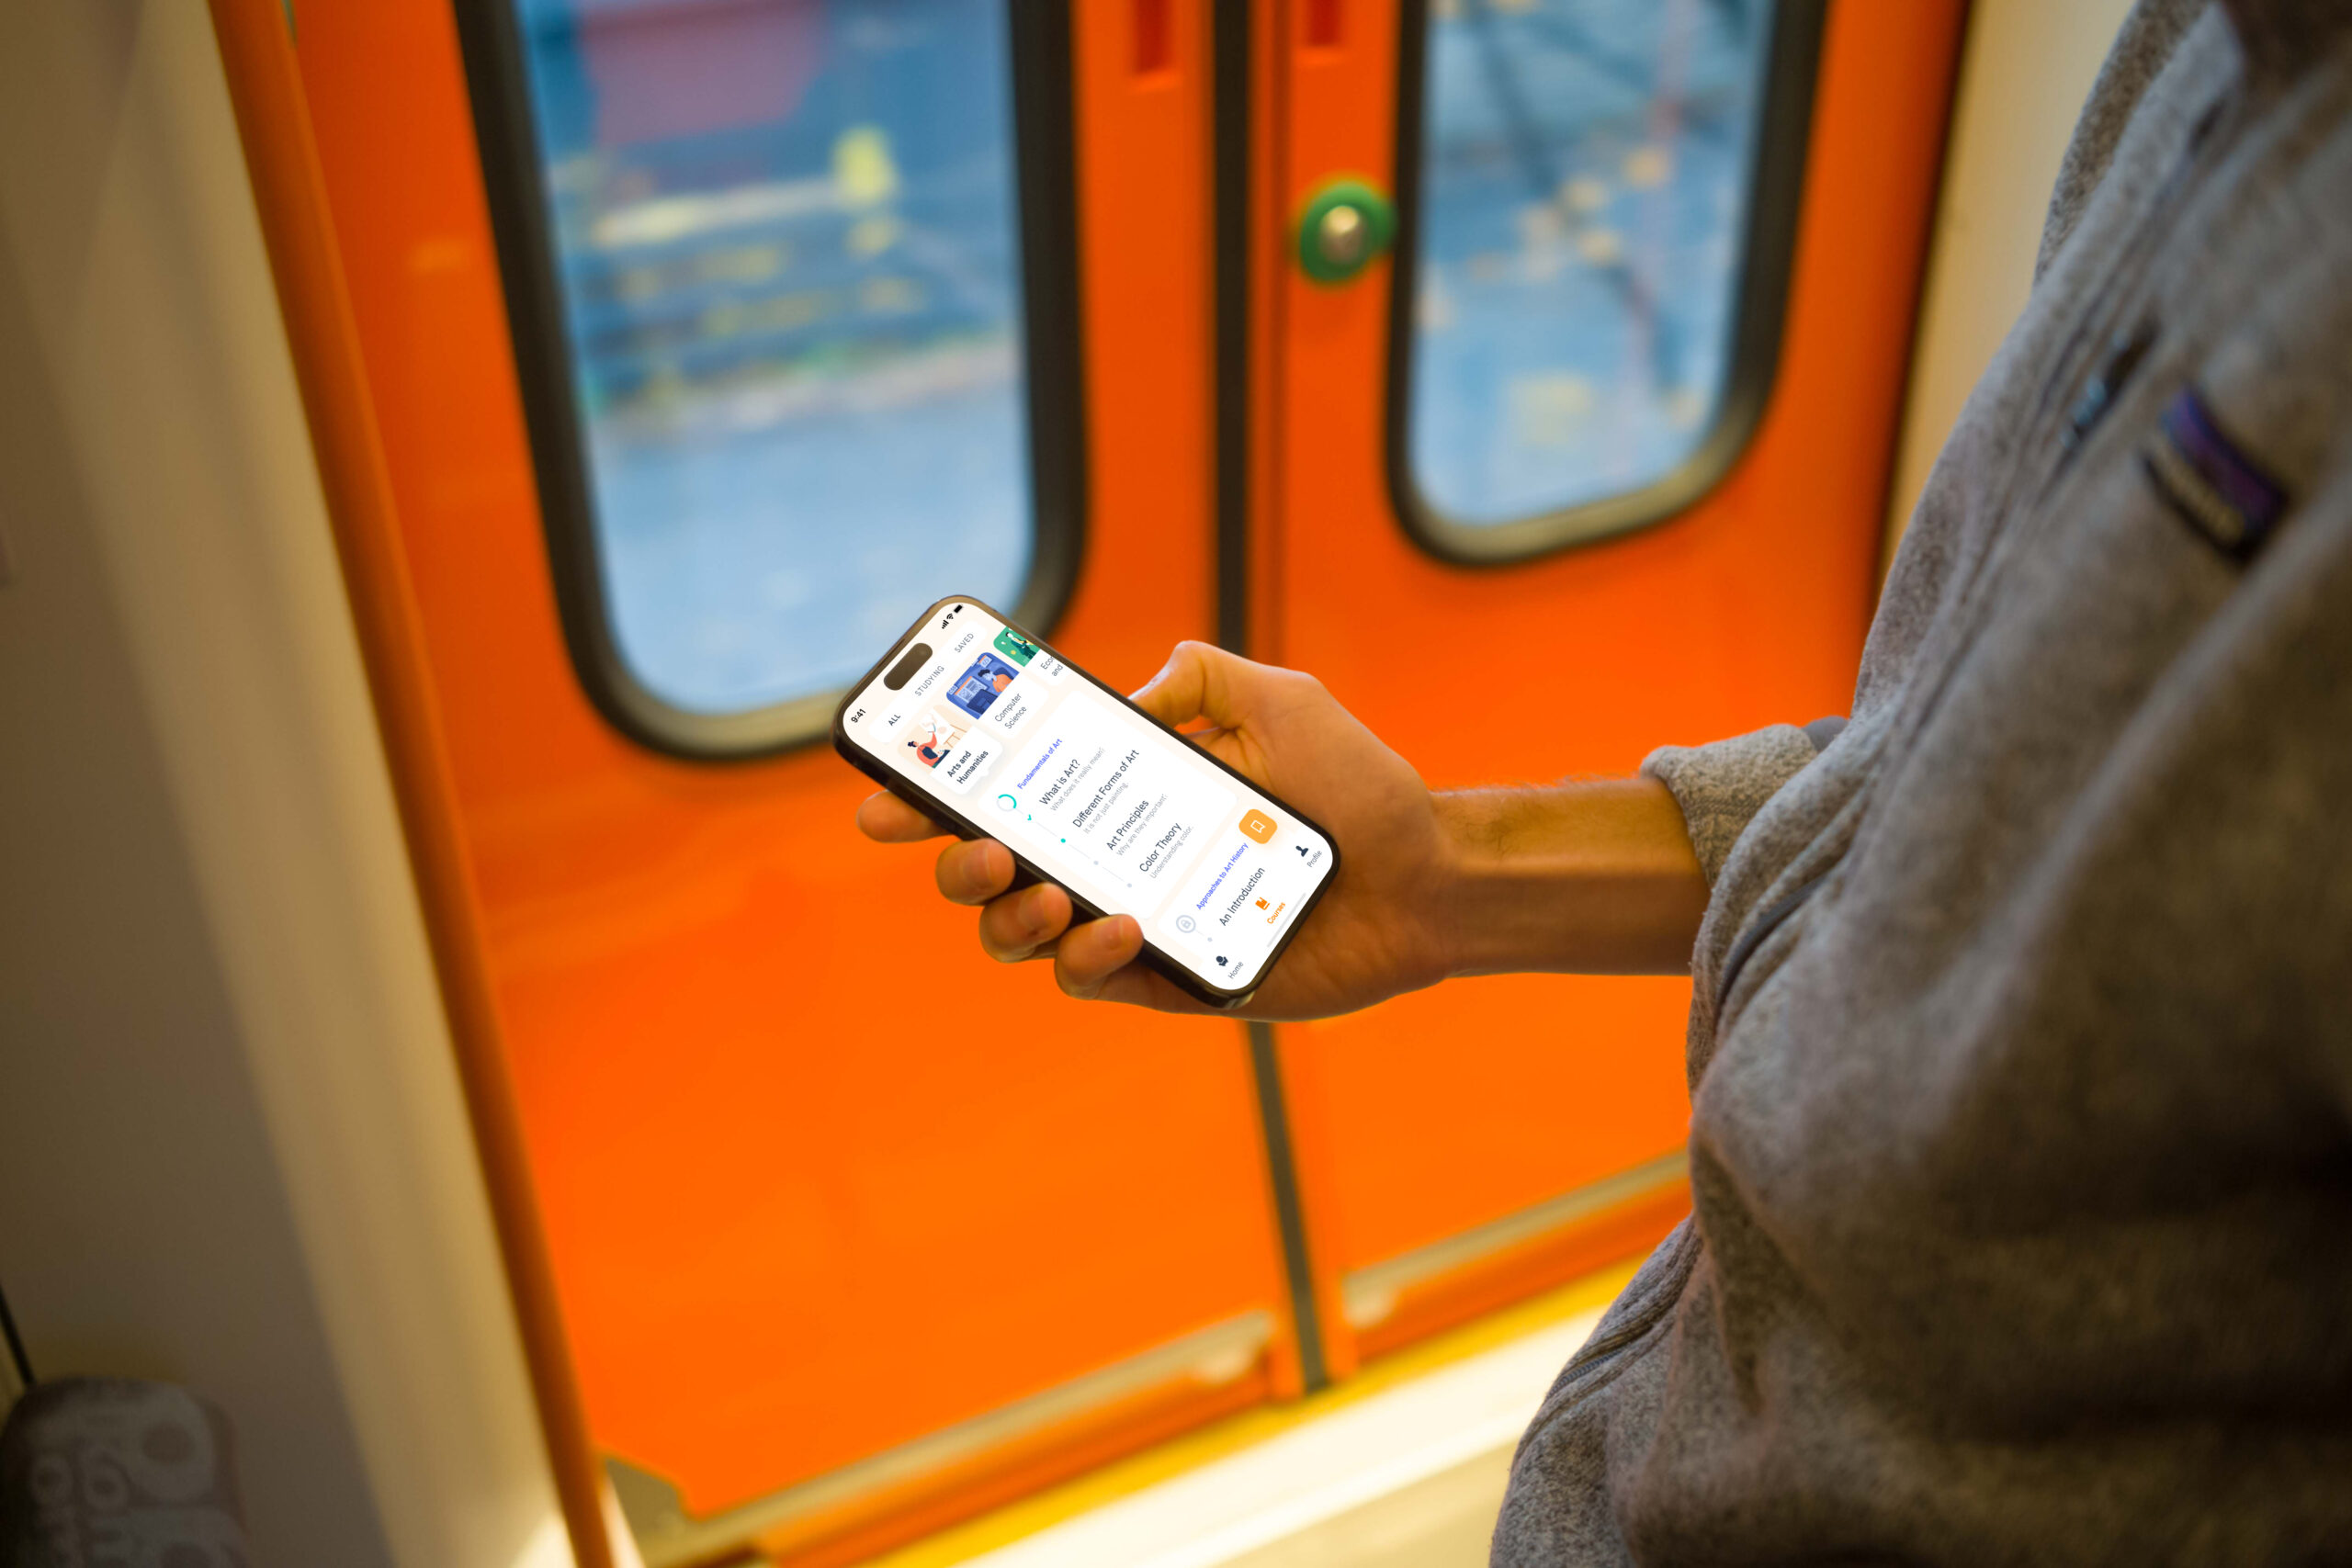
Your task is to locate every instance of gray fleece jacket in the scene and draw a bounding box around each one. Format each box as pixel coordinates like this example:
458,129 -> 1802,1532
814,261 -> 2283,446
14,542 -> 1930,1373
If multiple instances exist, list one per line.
1491,3 -> 2352,1562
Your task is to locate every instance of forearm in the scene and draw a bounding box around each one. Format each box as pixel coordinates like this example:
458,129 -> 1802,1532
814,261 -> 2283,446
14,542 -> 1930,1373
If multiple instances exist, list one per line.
1433,780 -> 1708,976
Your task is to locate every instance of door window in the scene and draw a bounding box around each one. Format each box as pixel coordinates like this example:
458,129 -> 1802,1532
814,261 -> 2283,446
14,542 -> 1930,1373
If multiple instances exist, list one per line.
471,0 -> 1080,751
1393,0 -> 1820,561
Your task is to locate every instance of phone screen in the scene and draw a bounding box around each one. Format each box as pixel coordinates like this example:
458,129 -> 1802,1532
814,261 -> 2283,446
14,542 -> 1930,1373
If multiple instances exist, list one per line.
837,600 -> 1337,997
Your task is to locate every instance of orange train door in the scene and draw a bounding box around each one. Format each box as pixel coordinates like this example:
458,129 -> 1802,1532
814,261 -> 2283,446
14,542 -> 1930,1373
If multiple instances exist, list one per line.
249,3 -> 1317,1564
214,0 -> 1963,1561
1242,0 -> 1965,1369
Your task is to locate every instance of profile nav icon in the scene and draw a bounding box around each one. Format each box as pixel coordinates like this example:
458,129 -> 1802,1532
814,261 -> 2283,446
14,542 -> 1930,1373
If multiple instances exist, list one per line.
1238,808 -> 1276,844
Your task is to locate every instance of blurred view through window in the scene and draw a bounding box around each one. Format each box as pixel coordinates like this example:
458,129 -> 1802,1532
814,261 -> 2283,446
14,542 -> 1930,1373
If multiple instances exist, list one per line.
1406,0 -> 1777,528
513,0 -> 1035,716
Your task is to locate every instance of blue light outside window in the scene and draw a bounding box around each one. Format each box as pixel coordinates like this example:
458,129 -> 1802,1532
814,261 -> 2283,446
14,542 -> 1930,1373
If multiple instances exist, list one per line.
511,0 -> 1034,716
1407,0 -> 1777,527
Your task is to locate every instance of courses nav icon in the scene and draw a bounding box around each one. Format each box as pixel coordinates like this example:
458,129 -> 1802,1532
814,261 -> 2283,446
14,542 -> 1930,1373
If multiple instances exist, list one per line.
1238,808 -> 1276,844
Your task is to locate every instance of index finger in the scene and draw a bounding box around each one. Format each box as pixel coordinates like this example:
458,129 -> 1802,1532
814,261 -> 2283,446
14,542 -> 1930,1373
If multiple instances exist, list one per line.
857,790 -> 952,843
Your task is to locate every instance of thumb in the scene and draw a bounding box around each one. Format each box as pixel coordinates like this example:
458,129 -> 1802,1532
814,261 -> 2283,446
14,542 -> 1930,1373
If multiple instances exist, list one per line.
1131,640 -> 1257,731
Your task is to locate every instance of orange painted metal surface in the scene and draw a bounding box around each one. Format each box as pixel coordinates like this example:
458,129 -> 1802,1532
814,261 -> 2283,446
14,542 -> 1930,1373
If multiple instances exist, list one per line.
277,0 -> 1301,1551
1352,1181 -> 1694,1363
1258,0 -> 1969,1366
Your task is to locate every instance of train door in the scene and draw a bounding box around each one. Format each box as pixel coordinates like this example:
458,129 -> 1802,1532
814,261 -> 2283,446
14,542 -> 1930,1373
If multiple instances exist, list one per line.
231,4 -> 1313,1564
1242,0 -> 1964,1370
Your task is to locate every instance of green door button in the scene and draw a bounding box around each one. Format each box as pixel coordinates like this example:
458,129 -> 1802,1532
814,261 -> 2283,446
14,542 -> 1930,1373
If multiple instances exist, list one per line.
1295,176 -> 1396,287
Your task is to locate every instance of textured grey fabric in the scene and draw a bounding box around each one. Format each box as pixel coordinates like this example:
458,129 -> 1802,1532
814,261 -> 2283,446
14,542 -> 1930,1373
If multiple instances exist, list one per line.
1797,715 -> 1847,755
1495,4 -> 2352,1563
2037,0 -> 2208,281
1639,726 -> 1821,886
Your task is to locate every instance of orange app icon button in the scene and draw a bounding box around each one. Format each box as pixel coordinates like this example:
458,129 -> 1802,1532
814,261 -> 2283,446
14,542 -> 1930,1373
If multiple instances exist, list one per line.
1239,809 -> 1276,844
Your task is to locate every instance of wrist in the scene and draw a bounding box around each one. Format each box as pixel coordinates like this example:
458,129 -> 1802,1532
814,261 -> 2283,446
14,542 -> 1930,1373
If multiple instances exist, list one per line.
1429,790 -> 1522,978
1429,779 -> 1708,977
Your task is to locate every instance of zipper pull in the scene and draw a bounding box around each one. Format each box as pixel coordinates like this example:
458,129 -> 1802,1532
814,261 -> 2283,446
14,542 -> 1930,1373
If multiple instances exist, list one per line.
2063,319 -> 2158,456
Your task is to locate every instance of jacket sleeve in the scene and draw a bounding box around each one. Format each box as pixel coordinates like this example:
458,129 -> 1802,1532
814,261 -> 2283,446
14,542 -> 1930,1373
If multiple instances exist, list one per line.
1641,722 -> 1838,887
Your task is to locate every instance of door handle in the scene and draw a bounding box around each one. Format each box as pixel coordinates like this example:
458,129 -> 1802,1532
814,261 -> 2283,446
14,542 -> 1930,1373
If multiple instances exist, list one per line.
1295,176 -> 1396,286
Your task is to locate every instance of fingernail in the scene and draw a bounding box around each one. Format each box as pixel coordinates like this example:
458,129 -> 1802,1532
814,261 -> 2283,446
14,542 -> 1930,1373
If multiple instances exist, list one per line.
1021,886 -> 1049,932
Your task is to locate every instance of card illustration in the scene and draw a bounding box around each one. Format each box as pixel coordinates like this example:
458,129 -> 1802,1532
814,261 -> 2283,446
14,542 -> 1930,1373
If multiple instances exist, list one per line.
947,651 -> 1022,718
903,706 -> 970,770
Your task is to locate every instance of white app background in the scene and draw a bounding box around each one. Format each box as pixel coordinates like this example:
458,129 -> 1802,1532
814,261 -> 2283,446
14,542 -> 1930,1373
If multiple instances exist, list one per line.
998,693 -> 1230,916
845,604 -> 1331,989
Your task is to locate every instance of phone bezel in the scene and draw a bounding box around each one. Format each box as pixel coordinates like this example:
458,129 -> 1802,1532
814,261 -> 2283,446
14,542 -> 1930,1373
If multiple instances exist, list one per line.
831,596 -> 1343,1010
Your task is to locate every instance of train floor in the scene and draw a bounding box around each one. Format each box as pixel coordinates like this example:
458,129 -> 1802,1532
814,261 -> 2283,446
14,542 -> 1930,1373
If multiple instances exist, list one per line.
847,1262 -> 1637,1568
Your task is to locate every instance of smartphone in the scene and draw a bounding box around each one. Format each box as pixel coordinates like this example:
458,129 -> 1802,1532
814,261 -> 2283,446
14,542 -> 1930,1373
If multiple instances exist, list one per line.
832,596 -> 1340,1009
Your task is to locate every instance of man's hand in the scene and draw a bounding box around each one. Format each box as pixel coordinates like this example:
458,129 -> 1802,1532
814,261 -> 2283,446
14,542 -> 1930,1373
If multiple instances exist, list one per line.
857,642 -> 1453,1017
855,642 -> 1709,1018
